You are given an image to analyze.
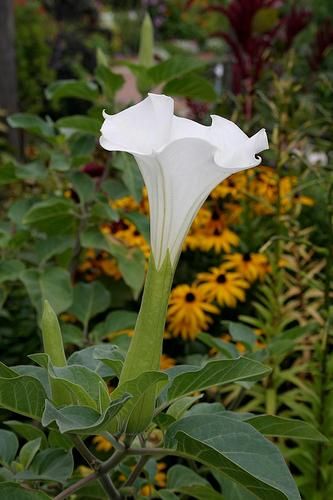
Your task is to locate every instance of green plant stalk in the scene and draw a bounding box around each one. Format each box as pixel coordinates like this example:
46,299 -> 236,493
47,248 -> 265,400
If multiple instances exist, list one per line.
41,300 -> 67,367
119,253 -> 174,433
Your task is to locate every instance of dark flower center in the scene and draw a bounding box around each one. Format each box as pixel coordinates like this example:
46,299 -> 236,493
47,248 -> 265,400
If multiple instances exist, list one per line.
211,210 -> 220,221
216,273 -> 226,283
185,292 -> 196,303
243,253 -> 252,262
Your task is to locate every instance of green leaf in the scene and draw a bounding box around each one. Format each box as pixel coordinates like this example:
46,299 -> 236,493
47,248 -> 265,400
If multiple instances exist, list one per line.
42,394 -> 131,434
0,163 -> 17,185
92,309 -> 137,340
70,171 -> 96,203
23,198 -> 76,234
68,281 -> 111,327
165,357 -> 271,403
0,260 -> 26,283
48,431 -> 73,451
113,152 -> 144,202
46,79 -> 99,102
51,364 -> 110,410
91,200 -> 119,222
57,116 -> 101,136
108,243 -> 145,299
34,235 -> 74,263
8,199 -> 35,225
95,66 -> 124,98
227,322 -> 257,349
4,421 -> 48,449
198,332 -> 238,358
0,430 -> 19,465
15,161 -> 47,181
19,438 -> 42,469
148,55 -> 206,84
61,324 -> 83,346
0,375 -> 47,419
7,113 -> 55,138
215,475 -> 258,500
20,267 -> 72,315
245,415 -> 328,442
168,465 -> 223,499
49,151 -> 71,172
17,449 -> 73,484
167,395 -> 202,420
165,415 -> 301,500
109,371 -> 169,433
0,483 -> 51,499
164,74 -> 217,102
68,344 -> 121,378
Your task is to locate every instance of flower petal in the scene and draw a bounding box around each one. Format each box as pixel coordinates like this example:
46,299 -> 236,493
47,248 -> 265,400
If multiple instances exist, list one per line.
214,127 -> 269,170
100,93 -> 174,155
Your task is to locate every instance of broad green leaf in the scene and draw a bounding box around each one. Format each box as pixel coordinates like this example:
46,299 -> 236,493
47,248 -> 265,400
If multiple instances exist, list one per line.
215,475 -> 258,500
23,198 -> 76,234
158,492 -> 179,500
0,163 -> 17,184
7,113 -> 54,137
0,260 -> 25,283
0,483 -> 51,499
57,115 -> 101,136
70,171 -> 95,203
51,364 -> 110,410
167,396 -> 202,420
227,322 -> 257,349
164,74 -> 217,102
46,79 -> 99,102
148,55 -> 206,84
246,415 -> 328,442
92,309 -> 137,340
186,402 -> 225,416
165,357 -> 271,403
113,152 -> 144,202
42,394 -> 131,434
109,371 -> 169,433
5,421 -> 48,449
198,332 -> 238,358
168,465 -> 223,499
15,161 -> 47,181
95,65 -> 124,98
34,235 -> 74,263
17,449 -> 73,484
108,242 -> 145,299
48,430 -> 73,451
8,198 -> 35,225
0,375 -> 47,419
0,430 -> 19,465
68,344 -> 121,378
61,324 -> 83,346
68,281 -> 111,327
165,415 -> 301,500
49,151 -> 71,172
91,200 -> 119,222
19,438 -> 42,469
20,267 -> 72,315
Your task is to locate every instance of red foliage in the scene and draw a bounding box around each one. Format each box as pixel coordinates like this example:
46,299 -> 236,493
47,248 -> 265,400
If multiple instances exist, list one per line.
309,19 -> 333,70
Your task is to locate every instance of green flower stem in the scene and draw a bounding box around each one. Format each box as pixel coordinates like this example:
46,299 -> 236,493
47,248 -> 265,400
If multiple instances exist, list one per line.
119,254 -> 174,433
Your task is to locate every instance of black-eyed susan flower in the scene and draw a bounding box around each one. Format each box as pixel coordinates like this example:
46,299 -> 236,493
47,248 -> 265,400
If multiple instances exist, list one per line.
223,252 -> 270,281
197,267 -> 249,307
160,354 -> 176,370
92,435 -> 113,453
167,284 -> 219,341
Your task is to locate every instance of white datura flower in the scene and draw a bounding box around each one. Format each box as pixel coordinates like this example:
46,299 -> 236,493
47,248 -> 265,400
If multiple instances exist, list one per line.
100,93 -> 268,269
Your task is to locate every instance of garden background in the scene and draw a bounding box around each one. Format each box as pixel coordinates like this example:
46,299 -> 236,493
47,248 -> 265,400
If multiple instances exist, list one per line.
0,0 -> 333,498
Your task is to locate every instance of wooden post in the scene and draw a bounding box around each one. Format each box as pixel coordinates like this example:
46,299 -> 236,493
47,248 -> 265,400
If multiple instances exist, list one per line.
0,0 -> 20,153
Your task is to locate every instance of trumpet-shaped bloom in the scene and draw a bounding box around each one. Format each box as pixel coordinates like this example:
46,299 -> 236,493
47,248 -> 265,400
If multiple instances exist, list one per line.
100,93 -> 268,269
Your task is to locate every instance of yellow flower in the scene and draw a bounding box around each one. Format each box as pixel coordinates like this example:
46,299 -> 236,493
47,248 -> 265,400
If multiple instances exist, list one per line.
92,435 -> 113,453
184,208 -> 239,253
98,257 -> 122,280
77,465 -> 93,477
160,354 -> 176,370
211,172 -> 247,199
167,284 -> 219,341
223,253 -> 269,281
197,267 -> 249,307
140,463 -> 167,495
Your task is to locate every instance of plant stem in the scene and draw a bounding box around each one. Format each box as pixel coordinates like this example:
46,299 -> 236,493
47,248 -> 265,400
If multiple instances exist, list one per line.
54,472 -> 99,500
118,254 -> 174,433
72,436 -> 121,500
123,455 -> 149,487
